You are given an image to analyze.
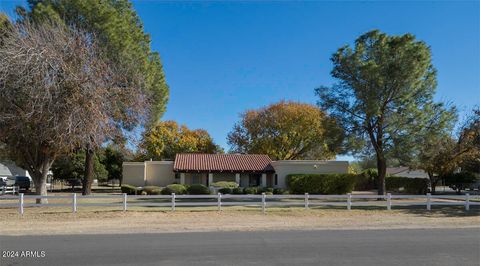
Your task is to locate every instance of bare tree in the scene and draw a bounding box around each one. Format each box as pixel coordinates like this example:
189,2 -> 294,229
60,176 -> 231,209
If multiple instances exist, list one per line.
0,21 -> 147,202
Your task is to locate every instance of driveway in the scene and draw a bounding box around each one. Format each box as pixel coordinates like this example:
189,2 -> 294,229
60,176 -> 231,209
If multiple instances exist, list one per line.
0,228 -> 478,265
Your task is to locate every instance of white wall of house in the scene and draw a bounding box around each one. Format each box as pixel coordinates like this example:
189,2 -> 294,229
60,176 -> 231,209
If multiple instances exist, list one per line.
271,160 -> 349,188
122,162 -> 146,187
145,161 -> 176,186
123,161 -> 176,187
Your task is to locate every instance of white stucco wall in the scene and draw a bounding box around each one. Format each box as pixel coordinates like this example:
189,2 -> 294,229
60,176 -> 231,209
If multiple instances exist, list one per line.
271,160 -> 349,188
122,162 -> 145,187
145,161 -> 176,186
123,161 -> 176,187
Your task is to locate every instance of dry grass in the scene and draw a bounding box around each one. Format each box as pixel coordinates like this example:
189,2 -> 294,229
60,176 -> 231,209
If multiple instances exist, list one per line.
0,205 -> 478,236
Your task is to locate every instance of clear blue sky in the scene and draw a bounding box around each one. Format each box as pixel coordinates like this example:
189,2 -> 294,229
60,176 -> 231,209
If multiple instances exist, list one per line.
1,1 -> 479,161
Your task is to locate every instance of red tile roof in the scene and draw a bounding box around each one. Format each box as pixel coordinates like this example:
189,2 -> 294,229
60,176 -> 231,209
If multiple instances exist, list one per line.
173,153 -> 274,173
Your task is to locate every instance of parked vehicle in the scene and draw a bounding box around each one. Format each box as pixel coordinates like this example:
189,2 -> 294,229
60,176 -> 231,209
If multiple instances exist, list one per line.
14,176 -> 31,191
0,177 -> 7,187
468,179 -> 480,191
5,177 -> 16,186
66,179 -> 82,191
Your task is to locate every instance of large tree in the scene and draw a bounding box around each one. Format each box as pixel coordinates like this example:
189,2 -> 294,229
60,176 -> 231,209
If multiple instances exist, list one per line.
414,108 -> 479,193
21,0 -> 169,194
101,144 -> 132,185
228,101 -> 343,160
52,151 -> 108,184
316,30 -> 456,195
0,21 -> 146,202
23,0 -> 169,122
413,109 -> 480,192
138,121 -> 223,161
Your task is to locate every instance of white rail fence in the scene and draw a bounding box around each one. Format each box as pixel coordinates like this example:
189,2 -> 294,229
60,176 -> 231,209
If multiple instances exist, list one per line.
0,193 -> 478,215
1,186 -> 19,195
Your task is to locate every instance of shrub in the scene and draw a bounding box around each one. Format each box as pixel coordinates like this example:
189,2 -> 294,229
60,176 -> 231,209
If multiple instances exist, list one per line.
218,187 -> 232,194
354,169 -> 378,191
143,186 -> 162,195
259,187 -> 274,194
149,188 -> 163,195
232,187 -> 244,194
161,184 -> 187,195
386,176 -> 429,194
273,188 -> 287,195
210,181 -> 239,189
121,184 -> 138,195
264,192 -> 273,195
187,184 -> 211,195
286,174 -> 357,194
140,191 -> 148,195
244,187 -> 259,194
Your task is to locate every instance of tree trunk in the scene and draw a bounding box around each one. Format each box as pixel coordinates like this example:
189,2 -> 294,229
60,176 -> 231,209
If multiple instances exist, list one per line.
82,146 -> 94,195
31,161 -> 51,204
428,172 -> 437,194
377,156 -> 387,195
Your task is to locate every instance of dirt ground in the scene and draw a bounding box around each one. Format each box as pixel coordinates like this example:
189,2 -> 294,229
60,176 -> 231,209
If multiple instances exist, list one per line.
0,206 -> 478,236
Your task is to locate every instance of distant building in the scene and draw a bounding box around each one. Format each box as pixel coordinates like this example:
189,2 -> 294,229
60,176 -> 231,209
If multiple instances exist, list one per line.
0,161 -> 30,178
386,167 -> 429,179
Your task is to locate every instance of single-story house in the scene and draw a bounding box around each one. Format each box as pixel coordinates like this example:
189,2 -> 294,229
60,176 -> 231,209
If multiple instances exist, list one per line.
122,153 -> 349,188
0,161 -> 31,178
386,167 -> 429,179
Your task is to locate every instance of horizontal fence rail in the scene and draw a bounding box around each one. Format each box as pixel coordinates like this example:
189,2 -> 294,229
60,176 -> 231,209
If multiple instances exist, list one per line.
1,186 -> 19,195
0,192 -> 478,215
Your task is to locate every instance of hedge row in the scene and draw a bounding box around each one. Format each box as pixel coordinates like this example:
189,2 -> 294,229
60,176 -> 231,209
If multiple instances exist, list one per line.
286,173 -> 428,195
210,181 -> 239,189
121,184 -> 210,195
121,184 -> 288,195
287,174 -> 357,194
218,187 -> 287,195
386,177 -> 428,194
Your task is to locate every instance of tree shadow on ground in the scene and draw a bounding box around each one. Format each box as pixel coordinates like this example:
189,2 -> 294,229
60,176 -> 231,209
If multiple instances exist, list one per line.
394,205 -> 479,217
305,204 -> 480,217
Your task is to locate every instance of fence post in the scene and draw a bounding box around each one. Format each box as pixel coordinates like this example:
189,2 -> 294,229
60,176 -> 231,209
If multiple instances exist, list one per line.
72,193 -> 77,213
122,193 -> 127,212
304,193 -> 309,210
171,193 -> 176,212
261,193 -> 266,214
347,193 -> 352,210
426,193 -> 431,211
465,193 -> 470,211
19,193 -> 24,215
217,193 -> 222,211
387,193 -> 392,211
13,186 -> 16,195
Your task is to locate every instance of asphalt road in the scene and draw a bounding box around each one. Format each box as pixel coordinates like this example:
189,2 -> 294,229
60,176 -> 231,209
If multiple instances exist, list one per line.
1,228 -> 479,266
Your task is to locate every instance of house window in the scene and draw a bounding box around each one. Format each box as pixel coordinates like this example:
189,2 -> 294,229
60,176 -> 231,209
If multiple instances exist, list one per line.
249,173 -> 261,186
274,174 -> 278,186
